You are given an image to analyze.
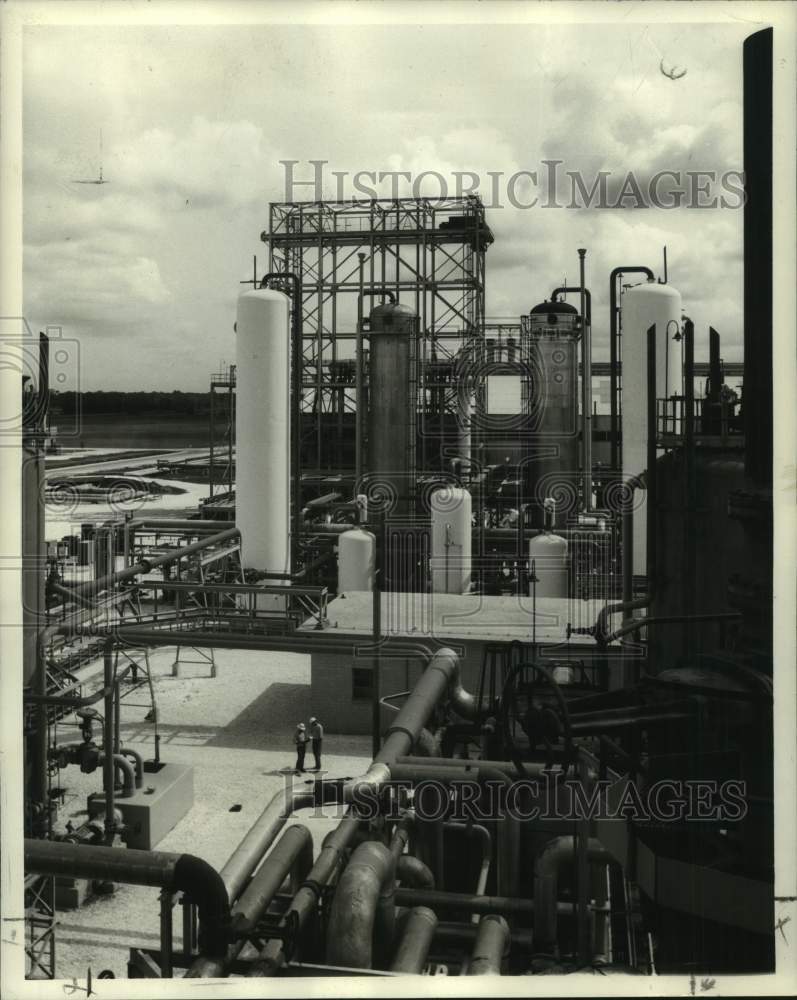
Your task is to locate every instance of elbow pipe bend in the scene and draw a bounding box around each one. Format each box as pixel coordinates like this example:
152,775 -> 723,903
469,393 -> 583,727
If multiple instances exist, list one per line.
396,854 -> 435,890
173,854 -> 231,958
390,907 -> 438,974
118,747 -> 144,788
325,840 -> 395,969
468,914 -> 510,975
24,840 -> 230,960
533,835 -> 612,955
100,754 -> 136,798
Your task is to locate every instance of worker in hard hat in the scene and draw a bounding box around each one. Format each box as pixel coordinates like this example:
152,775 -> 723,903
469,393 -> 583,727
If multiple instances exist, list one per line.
294,723 -> 308,774
309,717 -> 324,771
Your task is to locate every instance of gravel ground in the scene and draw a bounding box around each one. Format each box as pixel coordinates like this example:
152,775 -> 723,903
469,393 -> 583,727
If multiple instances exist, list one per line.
42,645 -> 372,980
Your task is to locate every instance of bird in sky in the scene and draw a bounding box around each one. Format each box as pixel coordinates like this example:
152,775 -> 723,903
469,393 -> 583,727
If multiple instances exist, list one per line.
660,58 -> 687,81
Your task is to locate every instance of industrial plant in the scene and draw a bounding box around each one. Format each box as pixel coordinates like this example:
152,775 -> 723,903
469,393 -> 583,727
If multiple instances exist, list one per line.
17,25 -> 780,987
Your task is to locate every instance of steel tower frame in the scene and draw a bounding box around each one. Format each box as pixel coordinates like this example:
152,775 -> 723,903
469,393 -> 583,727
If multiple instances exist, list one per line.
263,196 -> 492,472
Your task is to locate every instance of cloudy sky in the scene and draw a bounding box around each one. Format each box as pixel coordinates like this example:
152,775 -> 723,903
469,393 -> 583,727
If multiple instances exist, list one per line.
22,13 -> 755,391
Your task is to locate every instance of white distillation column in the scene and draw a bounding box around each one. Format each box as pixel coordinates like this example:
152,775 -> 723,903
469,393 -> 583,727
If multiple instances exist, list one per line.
430,487 -> 472,594
620,280 -> 682,577
235,289 -> 291,581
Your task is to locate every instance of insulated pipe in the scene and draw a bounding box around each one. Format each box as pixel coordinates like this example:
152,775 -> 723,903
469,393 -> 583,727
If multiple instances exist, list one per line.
246,813 -> 362,977
186,824 -> 314,978
396,854 -> 435,890
414,728 -> 441,757
467,914 -> 510,975
390,907 -> 438,974
533,835 -> 612,956
325,840 -> 395,970
25,839 -> 230,957
219,784 -> 318,904
608,266 -> 655,471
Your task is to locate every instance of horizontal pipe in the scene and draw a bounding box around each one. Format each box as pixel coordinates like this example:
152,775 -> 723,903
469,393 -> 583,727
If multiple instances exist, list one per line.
25,839 -> 230,957
394,887 -> 536,915
390,907 -> 437,974
468,914 -> 510,975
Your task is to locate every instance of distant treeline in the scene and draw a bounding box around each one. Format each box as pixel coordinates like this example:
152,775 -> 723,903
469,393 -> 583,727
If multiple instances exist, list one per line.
51,391 -> 215,417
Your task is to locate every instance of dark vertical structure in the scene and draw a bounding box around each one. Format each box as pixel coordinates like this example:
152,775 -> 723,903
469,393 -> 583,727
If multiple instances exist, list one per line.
729,27 -> 774,666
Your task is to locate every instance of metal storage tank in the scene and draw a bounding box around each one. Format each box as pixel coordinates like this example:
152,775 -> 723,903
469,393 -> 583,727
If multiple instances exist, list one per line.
430,486 -> 472,594
235,289 -> 291,575
620,280 -> 682,576
338,528 -> 375,592
528,532 -> 569,599
527,300 -> 580,528
366,301 -> 418,518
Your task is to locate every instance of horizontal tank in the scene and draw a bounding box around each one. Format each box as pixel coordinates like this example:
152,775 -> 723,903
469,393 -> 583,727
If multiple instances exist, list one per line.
620,280 -> 682,576
528,532 -> 569,599
338,528 -> 376,593
430,486 -> 472,594
235,289 -> 291,576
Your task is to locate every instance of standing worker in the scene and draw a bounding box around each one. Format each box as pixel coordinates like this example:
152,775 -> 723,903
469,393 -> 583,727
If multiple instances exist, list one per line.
309,716 -> 324,771
293,723 -> 308,774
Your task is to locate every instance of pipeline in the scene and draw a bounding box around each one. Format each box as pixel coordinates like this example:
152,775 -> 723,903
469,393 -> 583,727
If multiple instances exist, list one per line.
25,839 -> 230,957
390,907 -> 438,974
325,840 -> 395,970
533,835 -> 612,956
467,914 -> 510,975
246,813 -> 362,977
186,824 -> 313,978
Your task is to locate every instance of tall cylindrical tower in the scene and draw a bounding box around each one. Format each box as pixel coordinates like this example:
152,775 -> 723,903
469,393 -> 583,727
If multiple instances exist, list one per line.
527,300 -> 580,528
620,280 -> 682,576
235,289 -> 291,576
366,301 -> 418,517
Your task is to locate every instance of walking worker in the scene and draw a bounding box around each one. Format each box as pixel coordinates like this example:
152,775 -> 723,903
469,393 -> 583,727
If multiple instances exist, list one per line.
309,716 -> 324,771
293,722 -> 308,774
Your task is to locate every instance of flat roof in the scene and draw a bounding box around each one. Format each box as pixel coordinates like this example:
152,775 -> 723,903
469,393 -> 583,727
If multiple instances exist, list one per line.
302,591 -> 608,648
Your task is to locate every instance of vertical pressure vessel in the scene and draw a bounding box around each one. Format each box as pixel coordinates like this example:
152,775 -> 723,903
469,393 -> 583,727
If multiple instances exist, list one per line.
430,486 -> 472,594
366,302 -> 418,517
338,528 -> 376,592
235,289 -> 291,575
620,280 -> 682,576
528,532 -> 569,598
527,300 -> 580,528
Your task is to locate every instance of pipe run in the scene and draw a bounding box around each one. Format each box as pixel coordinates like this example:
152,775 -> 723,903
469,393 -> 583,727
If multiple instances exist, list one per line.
325,840 -> 395,970
25,839 -> 230,958
533,835 -> 612,956
390,907 -> 438,974
186,824 -> 314,978
467,914 -> 510,975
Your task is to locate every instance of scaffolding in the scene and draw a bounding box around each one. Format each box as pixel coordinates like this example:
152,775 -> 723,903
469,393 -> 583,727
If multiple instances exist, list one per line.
263,196 -> 493,473
208,364 -> 236,498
